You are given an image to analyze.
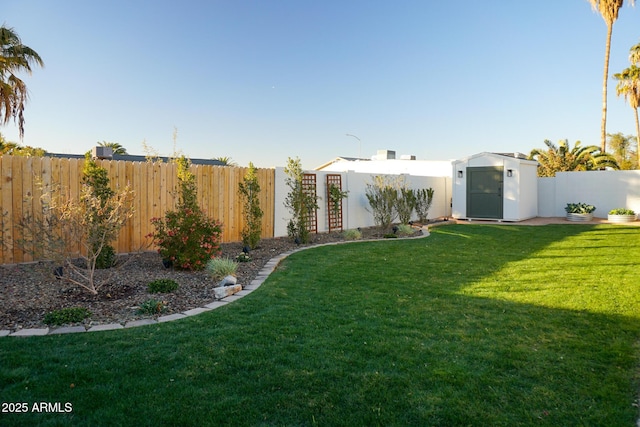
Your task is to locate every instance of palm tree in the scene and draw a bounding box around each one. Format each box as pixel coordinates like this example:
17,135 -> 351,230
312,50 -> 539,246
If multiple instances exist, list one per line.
98,141 -> 128,155
213,156 -> 238,166
528,139 -> 619,177
0,26 -> 44,139
587,0 -> 633,152
613,65 -> 640,166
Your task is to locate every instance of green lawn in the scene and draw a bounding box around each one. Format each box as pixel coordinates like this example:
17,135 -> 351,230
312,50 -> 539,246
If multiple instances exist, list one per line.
1,224 -> 640,426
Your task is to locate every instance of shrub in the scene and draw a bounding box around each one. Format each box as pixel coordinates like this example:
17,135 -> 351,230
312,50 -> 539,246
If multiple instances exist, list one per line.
284,157 -> 319,243
238,162 -> 263,249
565,203 -> 596,214
235,252 -> 251,262
95,244 -> 117,269
396,188 -> 416,224
148,156 -> 223,270
365,175 -> 400,230
206,257 -> 238,280
343,228 -> 362,240
328,183 -> 349,223
43,307 -> 91,326
396,223 -> 415,236
609,208 -> 635,215
414,187 -> 435,222
137,299 -> 167,315
147,279 -> 179,293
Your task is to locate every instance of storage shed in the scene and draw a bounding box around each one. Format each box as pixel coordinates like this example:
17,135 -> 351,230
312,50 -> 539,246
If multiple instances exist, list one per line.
451,152 -> 538,222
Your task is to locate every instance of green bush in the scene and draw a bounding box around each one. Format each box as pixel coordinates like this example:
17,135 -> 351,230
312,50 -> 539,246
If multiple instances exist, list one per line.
206,257 -> 238,280
137,299 -> 167,315
396,224 -> 415,236
609,208 -> 635,215
342,228 -> 362,240
414,188 -> 434,222
565,203 -> 596,214
148,156 -> 223,270
147,279 -> 179,293
95,244 -> 117,269
396,188 -> 416,224
43,307 -> 91,326
365,176 -> 399,230
283,157 -> 319,244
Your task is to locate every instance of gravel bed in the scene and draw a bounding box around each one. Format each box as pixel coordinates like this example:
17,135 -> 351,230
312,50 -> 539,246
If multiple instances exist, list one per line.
0,226 -> 425,331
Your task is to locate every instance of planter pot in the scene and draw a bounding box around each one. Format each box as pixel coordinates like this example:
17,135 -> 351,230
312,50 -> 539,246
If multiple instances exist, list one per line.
566,213 -> 593,222
607,214 -> 636,223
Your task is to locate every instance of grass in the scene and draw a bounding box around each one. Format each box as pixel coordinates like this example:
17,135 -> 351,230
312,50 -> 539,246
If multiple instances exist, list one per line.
1,224 -> 640,425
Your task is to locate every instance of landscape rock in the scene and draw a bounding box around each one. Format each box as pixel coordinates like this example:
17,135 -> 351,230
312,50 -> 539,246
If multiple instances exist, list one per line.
213,284 -> 242,300
215,275 -> 237,288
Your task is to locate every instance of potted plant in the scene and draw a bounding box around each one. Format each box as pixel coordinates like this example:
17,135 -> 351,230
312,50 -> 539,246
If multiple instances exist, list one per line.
607,208 -> 636,223
565,202 -> 596,222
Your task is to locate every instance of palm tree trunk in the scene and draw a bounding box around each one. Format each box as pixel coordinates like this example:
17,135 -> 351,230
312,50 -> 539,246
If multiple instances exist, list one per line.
635,108 -> 640,166
601,23 -> 614,153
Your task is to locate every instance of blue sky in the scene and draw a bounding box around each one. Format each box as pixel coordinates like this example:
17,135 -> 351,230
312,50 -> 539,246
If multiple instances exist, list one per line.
3,0 -> 640,168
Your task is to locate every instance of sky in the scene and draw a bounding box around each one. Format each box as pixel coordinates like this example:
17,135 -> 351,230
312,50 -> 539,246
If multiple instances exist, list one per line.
2,0 -> 640,168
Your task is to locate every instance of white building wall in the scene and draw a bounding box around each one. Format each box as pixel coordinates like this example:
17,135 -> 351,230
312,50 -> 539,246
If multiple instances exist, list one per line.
318,159 -> 454,177
538,170 -> 640,218
274,168 -> 450,238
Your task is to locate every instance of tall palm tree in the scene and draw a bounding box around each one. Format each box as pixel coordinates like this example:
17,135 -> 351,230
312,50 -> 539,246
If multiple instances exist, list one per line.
528,139 -> 619,177
98,141 -> 128,155
0,26 -> 44,139
613,64 -> 640,166
587,0 -> 633,152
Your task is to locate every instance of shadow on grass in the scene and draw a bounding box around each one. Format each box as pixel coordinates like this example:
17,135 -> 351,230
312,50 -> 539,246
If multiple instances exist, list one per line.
1,225 -> 639,426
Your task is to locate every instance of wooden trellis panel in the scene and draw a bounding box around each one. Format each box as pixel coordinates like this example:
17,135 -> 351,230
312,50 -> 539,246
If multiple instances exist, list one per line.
302,173 -> 318,234
326,174 -> 344,231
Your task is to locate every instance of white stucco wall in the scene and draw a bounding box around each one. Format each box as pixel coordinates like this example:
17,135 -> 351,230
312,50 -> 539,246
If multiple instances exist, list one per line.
317,159 -> 454,177
538,170 -> 640,218
274,168 -> 451,237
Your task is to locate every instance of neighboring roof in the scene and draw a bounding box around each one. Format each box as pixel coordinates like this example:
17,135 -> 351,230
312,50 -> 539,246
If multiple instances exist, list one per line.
46,152 -> 226,166
314,156 -> 370,171
453,152 -> 538,165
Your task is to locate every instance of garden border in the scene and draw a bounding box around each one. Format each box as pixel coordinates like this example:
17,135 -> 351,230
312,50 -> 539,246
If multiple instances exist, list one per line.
1,225 -> 432,337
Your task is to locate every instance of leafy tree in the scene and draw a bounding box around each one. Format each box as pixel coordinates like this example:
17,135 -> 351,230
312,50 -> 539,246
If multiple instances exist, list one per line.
238,162 -> 263,249
98,141 -> 127,155
0,132 -> 45,156
607,133 -> 637,169
587,0 -> 633,151
0,26 -> 44,138
528,139 -> 619,176
283,157 -> 319,244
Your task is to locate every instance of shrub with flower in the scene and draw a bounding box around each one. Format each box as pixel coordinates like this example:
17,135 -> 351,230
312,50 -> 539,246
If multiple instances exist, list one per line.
148,156 -> 223,270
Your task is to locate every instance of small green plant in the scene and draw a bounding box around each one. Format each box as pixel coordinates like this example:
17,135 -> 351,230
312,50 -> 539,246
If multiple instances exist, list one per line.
236,252 -> 251,262
383,233 -> 398,238
43,307 -> 91,326
148,156 -> 223,270
147,279 -> 179,293
609,208 -> 635,215
206,257 -> 238,280
328,183 -> 349,219
395,223 -> 415,236
238,162 -> 263,249
137,299 -> 167,315
565,202 -> 596,214
342,228 -> 362,240
414,187 -> 435,222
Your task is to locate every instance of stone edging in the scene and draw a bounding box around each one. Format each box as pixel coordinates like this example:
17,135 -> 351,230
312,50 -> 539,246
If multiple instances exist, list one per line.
0,226 -> 431,338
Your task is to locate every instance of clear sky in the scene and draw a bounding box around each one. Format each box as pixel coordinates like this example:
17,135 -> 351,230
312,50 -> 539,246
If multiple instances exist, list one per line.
3,0 -> 640,168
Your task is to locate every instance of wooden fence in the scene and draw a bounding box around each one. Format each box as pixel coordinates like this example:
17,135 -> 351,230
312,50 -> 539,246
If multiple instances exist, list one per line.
0,156 -> 275,265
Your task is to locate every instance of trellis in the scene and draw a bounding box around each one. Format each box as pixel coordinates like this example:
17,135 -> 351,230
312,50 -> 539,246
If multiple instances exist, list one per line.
326,174 -> 344,231
302,173 -> 318,234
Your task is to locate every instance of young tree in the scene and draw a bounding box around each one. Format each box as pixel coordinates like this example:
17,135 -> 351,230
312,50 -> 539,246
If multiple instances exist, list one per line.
607,132 -> 638,169
0,26 -> 44,138
283,157 -> 319,244
238,162 -> 263,249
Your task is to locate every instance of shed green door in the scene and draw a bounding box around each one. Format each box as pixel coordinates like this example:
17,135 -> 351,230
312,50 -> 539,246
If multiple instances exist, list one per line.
466,166 -> 503,219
